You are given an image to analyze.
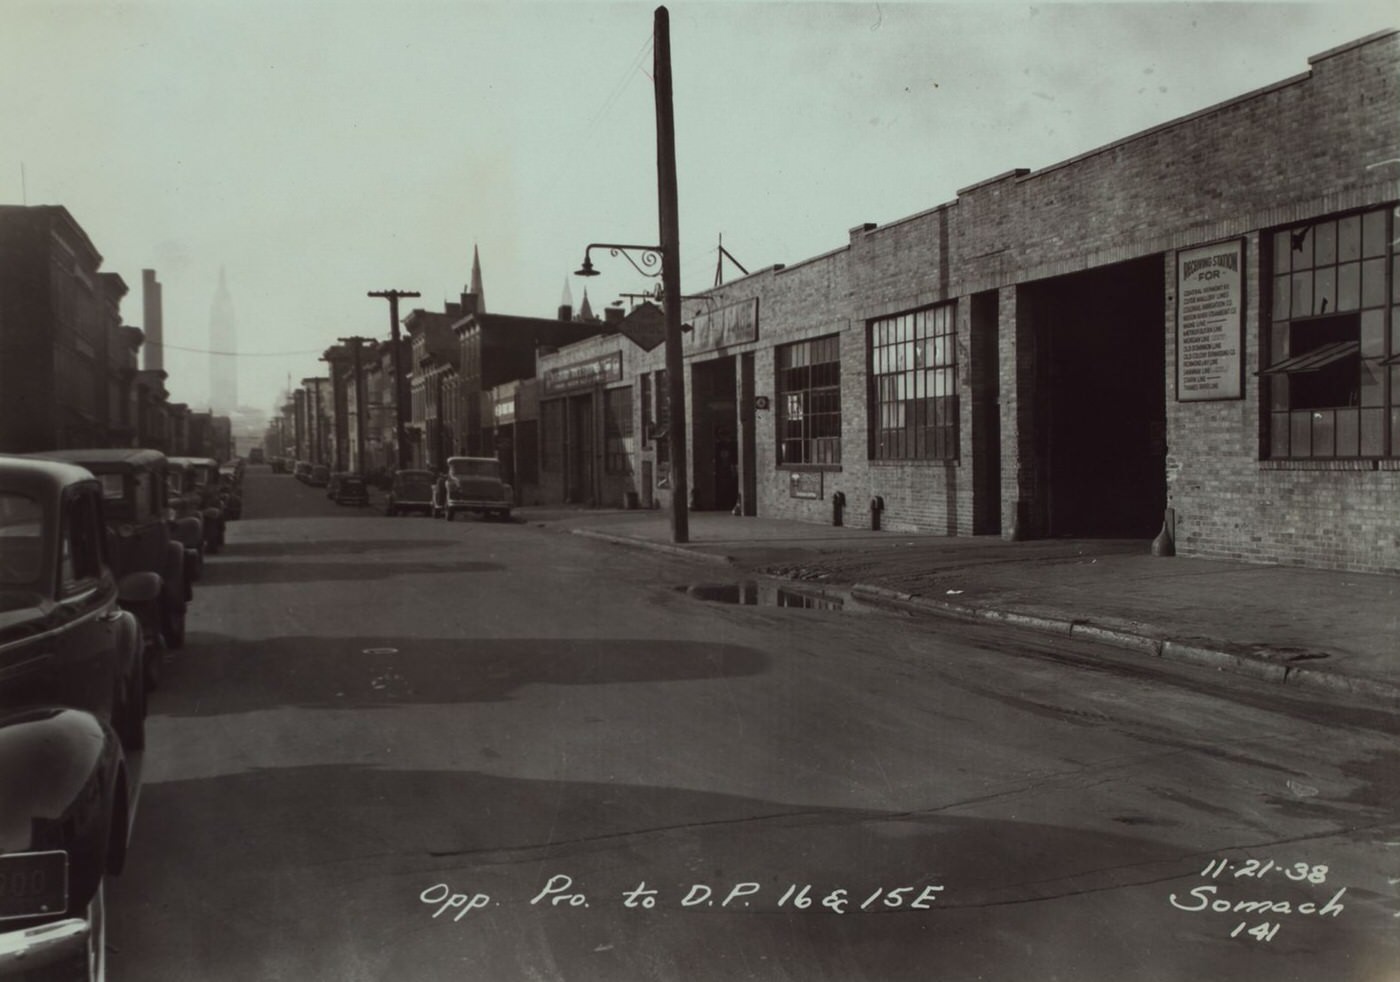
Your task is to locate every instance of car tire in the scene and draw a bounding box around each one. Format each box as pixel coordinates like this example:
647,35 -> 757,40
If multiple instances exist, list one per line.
82,878 -> 107,982
117,668 -> 146,752
143,625 -> 164,692
446,508 -> 455,522
163,601 -> 186,651
386,505 -> 396,517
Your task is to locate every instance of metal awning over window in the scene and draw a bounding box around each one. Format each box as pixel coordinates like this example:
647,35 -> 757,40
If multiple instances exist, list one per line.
1256,340 -> 1359,375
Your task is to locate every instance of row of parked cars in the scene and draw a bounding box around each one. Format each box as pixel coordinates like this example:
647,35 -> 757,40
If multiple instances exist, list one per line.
0,448 -> 242,979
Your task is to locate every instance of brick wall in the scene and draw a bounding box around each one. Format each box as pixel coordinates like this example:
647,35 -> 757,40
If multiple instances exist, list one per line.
632,33 -> 1400,570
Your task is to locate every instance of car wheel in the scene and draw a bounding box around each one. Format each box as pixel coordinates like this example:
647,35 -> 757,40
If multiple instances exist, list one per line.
446,508 -> 455,522
386,505 -> 396,517
82,879 -> 107,982
163,601 -> 186,651
117,667 -> 146,752
143,625 -> 165,692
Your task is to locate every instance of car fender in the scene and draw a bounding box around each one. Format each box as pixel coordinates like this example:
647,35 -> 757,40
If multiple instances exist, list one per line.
0,709 -> 125,906
117,571 -> 162,607
171,516 -> 203,550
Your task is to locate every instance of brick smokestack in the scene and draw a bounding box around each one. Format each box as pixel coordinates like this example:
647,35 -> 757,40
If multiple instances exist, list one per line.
142,269 -> 163,372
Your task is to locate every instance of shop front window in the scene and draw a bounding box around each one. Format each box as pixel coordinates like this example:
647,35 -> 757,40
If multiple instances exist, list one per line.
604,386 -> 634,474
1263,207 -> 1396,458
540,399 -> 564,472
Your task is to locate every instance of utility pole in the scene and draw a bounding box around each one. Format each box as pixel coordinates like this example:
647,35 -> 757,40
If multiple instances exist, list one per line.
368,289 -> 420,470
654,5 -> 688,544
339,336 -> 371,475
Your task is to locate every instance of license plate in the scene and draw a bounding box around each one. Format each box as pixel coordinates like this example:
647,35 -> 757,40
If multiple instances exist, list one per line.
0,851 -> 69,921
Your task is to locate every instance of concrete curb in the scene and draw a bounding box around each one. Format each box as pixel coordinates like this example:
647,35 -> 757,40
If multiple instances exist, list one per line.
550,529 -> 1400,711
568,528 -> 735,566
849,583 -> 1400,711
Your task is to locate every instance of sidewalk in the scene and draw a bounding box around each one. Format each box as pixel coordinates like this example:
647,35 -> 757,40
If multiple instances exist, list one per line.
518,506 -> 1400,710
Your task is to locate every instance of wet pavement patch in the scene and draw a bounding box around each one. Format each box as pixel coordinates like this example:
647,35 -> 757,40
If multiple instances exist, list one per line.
676,580 -> 852,610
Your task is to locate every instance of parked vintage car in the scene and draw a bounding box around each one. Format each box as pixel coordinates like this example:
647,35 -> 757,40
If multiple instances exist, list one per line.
308,464 -> 330,488
433,456 -> 513,522
248,447 -> 265,465
217,468 -> 243,521
386,469 -> 435,517
333,475 -> 369,507
0,456 -> 146,981
26,449 -> 191,674
325,472 -> 346,500
162,457 -> 208,579
168,457 -> 226,554
293,460 -> 312,482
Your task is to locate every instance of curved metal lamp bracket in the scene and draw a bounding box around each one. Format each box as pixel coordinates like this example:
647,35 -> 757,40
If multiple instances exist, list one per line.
576,243 -> 663,279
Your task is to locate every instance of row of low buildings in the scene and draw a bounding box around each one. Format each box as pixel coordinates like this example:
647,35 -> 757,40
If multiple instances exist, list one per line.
0,205 -> 235,461
285,31 -> 1399,573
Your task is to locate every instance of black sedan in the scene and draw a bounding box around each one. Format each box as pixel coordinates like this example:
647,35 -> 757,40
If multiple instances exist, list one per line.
0,455 -> 146,980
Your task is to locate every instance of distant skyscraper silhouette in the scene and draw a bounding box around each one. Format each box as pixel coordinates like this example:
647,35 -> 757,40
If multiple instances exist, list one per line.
209,267 -> 237,412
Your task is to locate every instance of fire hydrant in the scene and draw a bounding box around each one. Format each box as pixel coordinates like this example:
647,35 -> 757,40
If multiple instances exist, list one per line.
870,495 -> 884,531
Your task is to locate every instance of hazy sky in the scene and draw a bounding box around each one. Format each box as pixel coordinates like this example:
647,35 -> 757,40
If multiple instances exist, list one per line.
3,1 -> 1395,414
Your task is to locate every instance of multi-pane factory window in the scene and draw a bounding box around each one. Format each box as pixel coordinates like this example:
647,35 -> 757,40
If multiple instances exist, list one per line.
869,304 -> 958,460
776,335 -> 841,465
1262,206 -> 1397,458
604,386 -> 634,474
540,399 -> 564,472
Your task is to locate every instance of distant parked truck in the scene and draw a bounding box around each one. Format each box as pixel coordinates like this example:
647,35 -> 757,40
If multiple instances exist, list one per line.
248,447 -> 265,464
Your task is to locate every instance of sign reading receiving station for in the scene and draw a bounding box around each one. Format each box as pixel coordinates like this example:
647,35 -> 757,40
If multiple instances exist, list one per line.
1176,240 -> 1244,401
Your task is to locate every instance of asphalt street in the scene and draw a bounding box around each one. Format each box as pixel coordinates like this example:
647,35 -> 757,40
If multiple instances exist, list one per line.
105,468 -> 1400,981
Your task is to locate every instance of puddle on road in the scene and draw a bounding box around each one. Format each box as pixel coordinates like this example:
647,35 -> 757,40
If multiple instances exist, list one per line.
675,580 -> 864,611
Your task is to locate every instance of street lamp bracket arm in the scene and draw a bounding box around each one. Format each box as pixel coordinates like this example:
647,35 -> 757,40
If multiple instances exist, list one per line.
576,242 -> 663,279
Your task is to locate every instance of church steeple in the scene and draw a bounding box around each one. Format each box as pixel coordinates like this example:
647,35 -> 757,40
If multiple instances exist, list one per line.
578,288 -> 594,322
558,278 -> 574,321
468,245 -> 485,312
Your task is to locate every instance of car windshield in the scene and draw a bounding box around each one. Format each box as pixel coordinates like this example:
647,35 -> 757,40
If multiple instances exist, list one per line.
0,492 -> 44,586
448,459 -> 500,479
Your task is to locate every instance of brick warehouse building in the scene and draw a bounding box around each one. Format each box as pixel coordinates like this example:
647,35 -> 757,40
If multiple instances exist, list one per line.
599,30 -> 1397,573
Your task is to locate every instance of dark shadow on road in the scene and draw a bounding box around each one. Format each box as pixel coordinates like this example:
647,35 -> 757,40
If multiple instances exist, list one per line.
218,539 -> 451,558
196,559 -> 505,586
155,634 -> 770,714
106,763 -> 1380,982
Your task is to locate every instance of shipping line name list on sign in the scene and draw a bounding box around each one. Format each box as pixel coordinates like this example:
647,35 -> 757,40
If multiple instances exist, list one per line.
1177,241 -> 1244,401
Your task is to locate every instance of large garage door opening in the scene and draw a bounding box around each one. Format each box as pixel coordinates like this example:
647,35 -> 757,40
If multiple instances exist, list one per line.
1035,256 -> 1166,538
